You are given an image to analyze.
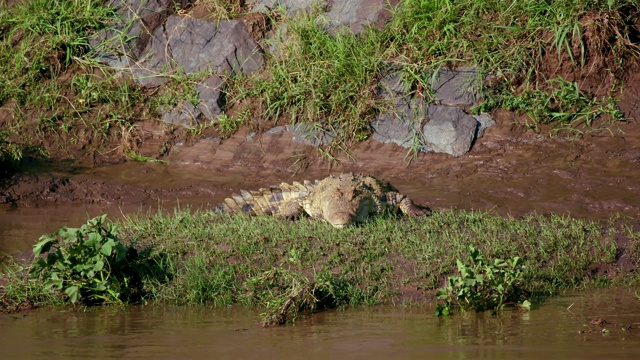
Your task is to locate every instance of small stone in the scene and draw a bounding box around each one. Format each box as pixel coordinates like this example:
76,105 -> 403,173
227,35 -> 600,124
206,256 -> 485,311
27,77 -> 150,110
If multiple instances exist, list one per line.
422,105 -> 478,157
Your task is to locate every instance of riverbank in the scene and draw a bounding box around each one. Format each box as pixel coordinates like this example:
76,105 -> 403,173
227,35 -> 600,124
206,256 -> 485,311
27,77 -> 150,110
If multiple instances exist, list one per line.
2,207 -> 638,325
1,0 -> 640,326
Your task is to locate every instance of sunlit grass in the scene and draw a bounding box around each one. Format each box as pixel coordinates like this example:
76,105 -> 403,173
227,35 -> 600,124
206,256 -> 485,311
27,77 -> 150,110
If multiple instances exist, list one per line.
0,0 -> 144,164
2,207 -> 637,324
117,208 -> 626,324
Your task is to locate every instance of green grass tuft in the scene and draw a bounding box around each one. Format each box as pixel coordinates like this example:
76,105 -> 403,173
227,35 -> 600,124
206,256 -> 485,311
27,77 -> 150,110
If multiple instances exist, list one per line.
3,208 -> 637,324
0,0 -> 145,163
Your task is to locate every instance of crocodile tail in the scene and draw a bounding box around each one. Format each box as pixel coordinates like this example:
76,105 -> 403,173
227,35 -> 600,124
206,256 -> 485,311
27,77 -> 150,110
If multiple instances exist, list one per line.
219,180 -> 316,217
221,191 -> 261,215
221,187 -> 278,215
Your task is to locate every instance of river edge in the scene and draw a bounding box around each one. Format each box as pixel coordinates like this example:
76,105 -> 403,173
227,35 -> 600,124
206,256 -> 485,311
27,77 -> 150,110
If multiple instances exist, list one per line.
2,204 -> 639,325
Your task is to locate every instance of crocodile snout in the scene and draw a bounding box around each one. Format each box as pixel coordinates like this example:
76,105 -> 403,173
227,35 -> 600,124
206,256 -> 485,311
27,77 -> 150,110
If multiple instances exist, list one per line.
326,211 -> 354,228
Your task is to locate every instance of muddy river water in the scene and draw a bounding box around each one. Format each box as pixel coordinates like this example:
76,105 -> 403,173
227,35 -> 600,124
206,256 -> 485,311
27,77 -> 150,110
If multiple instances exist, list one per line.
1,288 -> 639,359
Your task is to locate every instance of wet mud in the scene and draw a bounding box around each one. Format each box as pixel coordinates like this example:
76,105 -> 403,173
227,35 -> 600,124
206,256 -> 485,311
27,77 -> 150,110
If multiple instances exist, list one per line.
3,109 -> 640,223
2,67 -> 640,239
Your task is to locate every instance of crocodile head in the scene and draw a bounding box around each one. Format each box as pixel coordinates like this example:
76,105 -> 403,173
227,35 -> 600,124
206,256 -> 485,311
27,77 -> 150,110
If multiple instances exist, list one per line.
315,184 -> 378,228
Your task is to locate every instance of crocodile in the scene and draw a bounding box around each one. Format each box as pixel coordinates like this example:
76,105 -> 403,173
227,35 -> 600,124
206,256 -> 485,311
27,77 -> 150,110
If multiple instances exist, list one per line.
218,173 -> 429,228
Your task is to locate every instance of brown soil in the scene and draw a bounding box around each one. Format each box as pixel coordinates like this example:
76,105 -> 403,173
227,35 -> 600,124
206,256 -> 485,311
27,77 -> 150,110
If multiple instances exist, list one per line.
3,80 -> 640,223
2,7 -> 640,233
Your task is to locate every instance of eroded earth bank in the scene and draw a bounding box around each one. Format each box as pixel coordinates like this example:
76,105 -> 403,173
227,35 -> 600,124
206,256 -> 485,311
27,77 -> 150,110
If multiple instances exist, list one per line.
3,96 -> 640,223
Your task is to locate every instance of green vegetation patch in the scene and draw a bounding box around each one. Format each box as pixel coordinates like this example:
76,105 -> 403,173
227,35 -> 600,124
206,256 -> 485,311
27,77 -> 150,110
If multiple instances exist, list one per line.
435,244 -> 531,316
390,0 -> 638,83
240,11 -> 389,146
29,214 -> 139,304
2,0 -> 639,164
0,0 -> 145,164
3,209 -> 635,325
196,0 -> 247,19
235,0 -> 639,151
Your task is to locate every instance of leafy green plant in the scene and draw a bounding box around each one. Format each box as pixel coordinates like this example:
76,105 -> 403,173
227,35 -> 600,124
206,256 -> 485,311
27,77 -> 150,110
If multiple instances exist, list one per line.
475,77 -> 624,135
435,244 -> 531,316
216,114 -> 243,137
29,214 -> 137,304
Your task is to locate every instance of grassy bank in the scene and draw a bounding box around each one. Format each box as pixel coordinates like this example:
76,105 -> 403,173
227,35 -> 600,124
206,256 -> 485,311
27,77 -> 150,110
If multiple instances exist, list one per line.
237,0 -> 638,146
0,0 -> 145,167
2,0 -> 639,165
2,209 -> 637,325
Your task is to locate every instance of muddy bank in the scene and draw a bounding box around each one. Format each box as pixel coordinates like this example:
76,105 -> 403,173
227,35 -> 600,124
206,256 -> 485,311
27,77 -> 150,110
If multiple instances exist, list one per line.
2,1 -> 640,226
3,65 -> 640,220
2,106 -> 640,224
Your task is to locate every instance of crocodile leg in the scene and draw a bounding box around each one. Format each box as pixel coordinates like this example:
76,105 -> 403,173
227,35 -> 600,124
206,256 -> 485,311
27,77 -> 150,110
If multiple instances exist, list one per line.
386,192 -> 430,217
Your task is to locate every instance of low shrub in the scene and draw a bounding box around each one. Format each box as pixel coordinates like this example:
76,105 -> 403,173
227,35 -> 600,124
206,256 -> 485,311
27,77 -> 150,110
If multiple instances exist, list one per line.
435,244 -> 531,316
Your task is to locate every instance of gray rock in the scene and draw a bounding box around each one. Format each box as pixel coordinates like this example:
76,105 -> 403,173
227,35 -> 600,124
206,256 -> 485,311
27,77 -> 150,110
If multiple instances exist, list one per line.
156,75 -> 225,128
160,101 -> 201,127
473,113 -> 496,139
376,67 -> 427,120
377,65 -> 407,98
130,24 -> 174,88
251,0 -> 325,15
372,67 -> 426,148
91,2 -> 264,126
132,17 -> 264,87
264,126 -> 287,136
372,65 -> 494,156
286,123 -> 335,147
429,66 -> 483,108
319,0 -> 398,34
195,75 -> 225,121
371,114 -> 419,149
132,17 -> 263,125
90,0 -> 192,69
422,105 -> 478,157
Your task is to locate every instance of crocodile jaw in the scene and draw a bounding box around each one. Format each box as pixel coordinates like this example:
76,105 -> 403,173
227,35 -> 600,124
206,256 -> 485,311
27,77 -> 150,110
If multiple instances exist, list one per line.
323,196 -> 376,228
325,211 -> 353,229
